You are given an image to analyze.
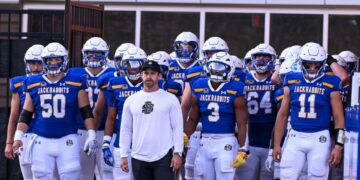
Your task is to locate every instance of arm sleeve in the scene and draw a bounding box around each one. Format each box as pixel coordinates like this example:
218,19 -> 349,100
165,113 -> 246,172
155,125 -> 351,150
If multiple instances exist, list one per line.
119,97 -> 133,158
80,77 -> 87,90
170,95 -> 184,153
9,78 -> 18,93
236,82 -> 246,97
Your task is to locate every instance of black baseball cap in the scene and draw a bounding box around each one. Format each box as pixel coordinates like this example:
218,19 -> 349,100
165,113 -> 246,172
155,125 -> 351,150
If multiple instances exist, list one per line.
141,60 -> 161,73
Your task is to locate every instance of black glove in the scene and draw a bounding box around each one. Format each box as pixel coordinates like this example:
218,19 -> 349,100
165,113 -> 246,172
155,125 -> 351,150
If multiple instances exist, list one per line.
327,54 -> 337,66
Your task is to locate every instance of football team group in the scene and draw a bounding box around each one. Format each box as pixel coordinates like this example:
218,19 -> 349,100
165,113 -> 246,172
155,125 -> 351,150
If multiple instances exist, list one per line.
4,31 -> 358,180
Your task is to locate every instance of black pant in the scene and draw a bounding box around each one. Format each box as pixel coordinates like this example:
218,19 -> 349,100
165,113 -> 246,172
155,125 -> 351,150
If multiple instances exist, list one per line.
132,149 -> 174,180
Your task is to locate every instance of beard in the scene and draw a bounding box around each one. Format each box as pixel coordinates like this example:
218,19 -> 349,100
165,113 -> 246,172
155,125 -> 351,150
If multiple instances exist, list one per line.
144,80 -> 154,88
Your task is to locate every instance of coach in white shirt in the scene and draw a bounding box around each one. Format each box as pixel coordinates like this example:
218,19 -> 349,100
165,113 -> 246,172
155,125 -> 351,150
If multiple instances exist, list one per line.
119,60 -> 183,180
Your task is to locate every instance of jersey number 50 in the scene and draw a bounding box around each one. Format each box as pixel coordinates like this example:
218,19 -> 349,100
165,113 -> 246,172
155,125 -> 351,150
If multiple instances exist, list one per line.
40,94 -> 66,118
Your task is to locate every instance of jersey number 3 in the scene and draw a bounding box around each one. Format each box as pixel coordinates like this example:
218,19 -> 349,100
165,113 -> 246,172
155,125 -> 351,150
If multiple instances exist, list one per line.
40,94 -> 66,118
208,102 -> 220,122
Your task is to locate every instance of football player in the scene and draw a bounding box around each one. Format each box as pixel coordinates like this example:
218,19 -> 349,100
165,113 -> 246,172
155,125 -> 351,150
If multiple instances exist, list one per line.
185,52 -> 248,180
168,31 -> 201,88
5,44 -> 44,180
102,46 -> 146,179
338,50 -> 358,75
12,42 -> 98,180
235,43 -> 278,180
181,36 -> 229,179
68,37 -> 115,180
272,43 -> 345,179
148,51 -> 182,99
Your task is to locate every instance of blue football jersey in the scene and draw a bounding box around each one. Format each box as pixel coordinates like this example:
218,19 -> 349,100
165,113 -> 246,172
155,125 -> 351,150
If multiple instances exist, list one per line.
184,65 -> 206,87
68,67 -> 115,130
284,72 -> 341,132
274,88 -> 284,107
192,78 -> 245,134
168,59 -> 201,87
159,79 -> 183,98
24,74 -> 87,138
232,69 -> 246,83
10,75 -> 27,112
106,76 -> 143,148
245,72 -> 278,148
97,71 -> 122,134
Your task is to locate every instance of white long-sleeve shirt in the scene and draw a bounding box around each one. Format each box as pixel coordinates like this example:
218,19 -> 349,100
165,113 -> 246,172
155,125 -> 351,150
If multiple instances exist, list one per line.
119,88 -> 183,162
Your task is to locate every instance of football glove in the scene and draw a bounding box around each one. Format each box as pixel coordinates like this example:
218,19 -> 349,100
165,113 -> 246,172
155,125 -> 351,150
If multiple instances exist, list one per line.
83,130 -> 99,156
102,140 -> 114,166
232,149 -> 250,168
183,133 -> 189,147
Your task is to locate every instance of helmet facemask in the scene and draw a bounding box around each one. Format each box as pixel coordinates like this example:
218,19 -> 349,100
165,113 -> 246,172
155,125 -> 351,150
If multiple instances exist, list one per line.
83,50 -> 107,68
121,59 -> 144,81
301,59 -> 325,81
25,59 -> 44,75
44,56 -> 67,76
174,41 -> 198,63
206,61 -> 232,83
252,54 -> 274,74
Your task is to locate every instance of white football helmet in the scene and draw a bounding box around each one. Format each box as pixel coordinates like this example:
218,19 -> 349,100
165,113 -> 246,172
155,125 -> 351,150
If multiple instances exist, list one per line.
206,52 -> 235,82
82,37 -> 109,68
276,47 -> 290,68
230,55 -> 244,70
41,42 -> 68,76
332,54 -> 347,67
121,46 -> 147,80
201,37 -> 229,64
244,48 -> 254,72
284,45 -> 301,64
339,50 -> 359,74
24,44 -> 44,75
148,51 -> 171,79
278,58 -> 302,81
251,43 -> 277,73
173,32 -> 199,63
299,42 -> 327,80
114,43 -> 136,71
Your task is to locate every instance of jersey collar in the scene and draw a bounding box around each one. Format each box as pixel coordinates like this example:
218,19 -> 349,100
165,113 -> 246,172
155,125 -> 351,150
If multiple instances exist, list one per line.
175,58 -> 199,70
85,67 -> 107,77
207,79 -> 226,92
125,76 -> 143,88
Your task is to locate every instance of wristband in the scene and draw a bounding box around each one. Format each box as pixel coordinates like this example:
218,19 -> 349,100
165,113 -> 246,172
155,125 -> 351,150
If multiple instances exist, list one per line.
14,130 -> 24,141
335,128 -> 345,146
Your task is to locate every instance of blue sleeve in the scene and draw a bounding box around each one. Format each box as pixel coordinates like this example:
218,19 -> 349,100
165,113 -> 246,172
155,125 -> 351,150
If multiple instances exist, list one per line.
80,77 -> 87,90
10,78 -> 18,93
330,76 -> 341,92
175,82 -> 183,97
274,89 -> 284,105
105,81 -> 116,107
235,82 -> 246,97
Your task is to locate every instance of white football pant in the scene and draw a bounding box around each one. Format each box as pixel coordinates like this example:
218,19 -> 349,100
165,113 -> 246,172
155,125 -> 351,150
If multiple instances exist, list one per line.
235,146 -> 272,180
113,147 -> 133,180
194,134 -> 238,180
31,134 -> 80,180
280,129 -> 331,180
94,131 -> 115,180
185,131 -> 201,179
